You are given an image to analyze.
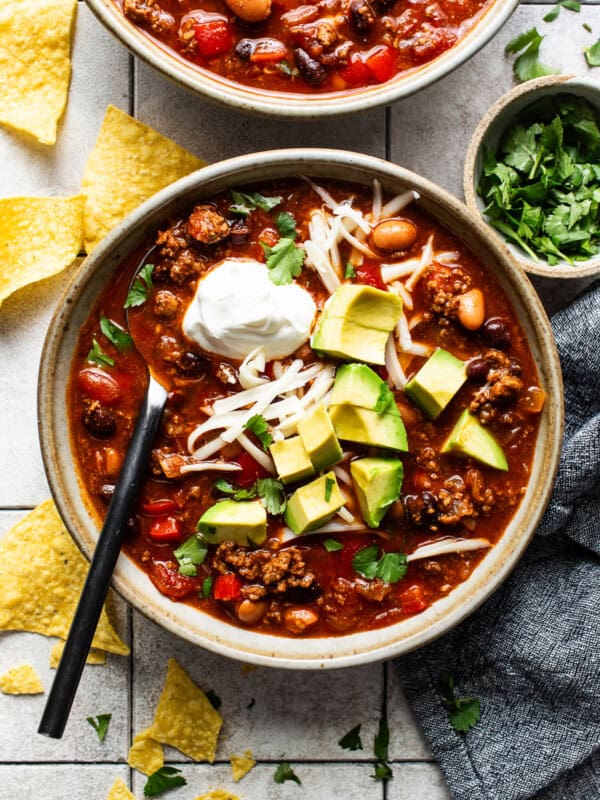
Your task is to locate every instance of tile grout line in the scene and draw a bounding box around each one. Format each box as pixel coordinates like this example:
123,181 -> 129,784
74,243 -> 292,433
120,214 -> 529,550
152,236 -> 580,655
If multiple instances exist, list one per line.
0,759 -> 438,766
128,46 -> 135,793
382,660 -> 389,800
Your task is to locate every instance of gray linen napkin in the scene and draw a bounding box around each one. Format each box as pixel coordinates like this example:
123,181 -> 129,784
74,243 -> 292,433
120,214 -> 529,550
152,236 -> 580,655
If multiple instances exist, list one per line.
398,284 -> 600,800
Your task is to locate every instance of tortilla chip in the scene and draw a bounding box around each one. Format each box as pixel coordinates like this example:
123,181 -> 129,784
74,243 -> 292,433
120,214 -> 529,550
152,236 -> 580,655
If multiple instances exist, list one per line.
127,728 -> 164,776
0,0 -> 76,145
106,779 -> 135,800
81,105 -> 204,253
195,792 -> 240,800
49,641 -> 106,669
0,501 -> 129,655
0,195 -> 84,307
230,750 -> 255,782
0,664 -> 44,694
148,659 -> 222,762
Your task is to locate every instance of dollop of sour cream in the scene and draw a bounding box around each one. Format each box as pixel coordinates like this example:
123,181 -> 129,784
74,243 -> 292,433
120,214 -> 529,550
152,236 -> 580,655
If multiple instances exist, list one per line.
182,258 -> 317,361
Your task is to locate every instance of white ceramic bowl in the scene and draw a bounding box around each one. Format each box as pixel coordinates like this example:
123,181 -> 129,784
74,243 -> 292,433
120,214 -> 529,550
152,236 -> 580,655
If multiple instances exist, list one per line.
39,149 -> 563,668
86,0 -> 518,118
464,74 -> 600,280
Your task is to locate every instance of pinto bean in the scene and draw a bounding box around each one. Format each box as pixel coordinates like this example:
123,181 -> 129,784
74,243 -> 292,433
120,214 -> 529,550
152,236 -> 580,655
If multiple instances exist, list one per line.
456,288 -> 485,330
372,218 -> 418,252
236,599 -> 267,624
224,0 -> 271,23
283,607 -> 319,634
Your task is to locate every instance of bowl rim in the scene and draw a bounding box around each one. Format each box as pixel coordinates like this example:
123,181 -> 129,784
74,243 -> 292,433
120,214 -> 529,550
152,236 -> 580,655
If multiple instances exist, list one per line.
463,73 -> 600,280
38,148 -> 564,669
84,0 -> 519,118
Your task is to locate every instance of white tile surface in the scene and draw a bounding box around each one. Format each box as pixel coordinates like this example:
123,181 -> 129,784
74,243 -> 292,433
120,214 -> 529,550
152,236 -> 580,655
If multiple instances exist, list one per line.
0,765 -> 131,800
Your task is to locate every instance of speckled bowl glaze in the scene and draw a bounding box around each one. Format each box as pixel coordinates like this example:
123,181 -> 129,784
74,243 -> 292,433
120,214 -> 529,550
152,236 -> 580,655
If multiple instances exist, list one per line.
464,74 -> 600,280
85,0 -> 518,118
39,149 -> 563,669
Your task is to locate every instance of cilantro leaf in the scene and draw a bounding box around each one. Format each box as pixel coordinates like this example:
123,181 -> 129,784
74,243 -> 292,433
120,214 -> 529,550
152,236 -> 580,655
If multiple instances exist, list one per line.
205,689 -> 222,710
99,316 -> 132,350
345,261 -> 357,279
261,238 -> 305,285
438,672 -> 481,734
352,546 -> 407,583
373,762 -> 393,780
352,544 -> 380,579
201,576 -> 213,598
543,5 -> 560,22
87,339 -> 115,368
230,190 -> 282,216
278,60 -> 299,77
257,477 -> 286,515
324,476 -> 335,503
276,211 -> 297,239
338,724 -> 363,751
373,382 -> 395,414
214,477 -> 258,500
324,538 -> 343,552
585,38 -> 600,66
86,713 -> 111,742
372,716 -> 393,781
505,28 -> 557,83
244,414 -> 273,450
274,762 -> 301,785
144,766 -> 186,797
124,263 -> 154,308
173,535 -> 207,577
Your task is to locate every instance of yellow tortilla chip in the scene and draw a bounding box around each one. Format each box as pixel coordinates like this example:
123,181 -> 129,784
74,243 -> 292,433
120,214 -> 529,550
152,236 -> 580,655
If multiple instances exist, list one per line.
0,195 -> 84,308
49,641 -> 106,669
0,0 -> 76,144
81,105 -> 204,253
127,728 -> 164,776
230,750 -> 256,782
0,501 -> 129,655
195,792 -> 240,800
148,659 -> 222,762
106,779 -> 135,800
0,664 -> 44,694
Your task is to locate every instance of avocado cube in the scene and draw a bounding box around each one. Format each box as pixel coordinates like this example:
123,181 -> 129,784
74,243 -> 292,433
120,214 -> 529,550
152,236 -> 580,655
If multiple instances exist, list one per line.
405,348 -> 467,419
284,471 -> 344,535
441,409 -> 508,471
329,404 -> 408,452
324,284 -> 402,331
331,363 -> 389,410
198,499 -> 267,545
311,316 -> 390,365
270,436 -> 315,485
350,457 -> 404,528
297,404 -> 342,471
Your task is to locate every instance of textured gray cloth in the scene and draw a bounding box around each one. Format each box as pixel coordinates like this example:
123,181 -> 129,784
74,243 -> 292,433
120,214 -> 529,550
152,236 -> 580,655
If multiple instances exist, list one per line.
398,284 -> 600,800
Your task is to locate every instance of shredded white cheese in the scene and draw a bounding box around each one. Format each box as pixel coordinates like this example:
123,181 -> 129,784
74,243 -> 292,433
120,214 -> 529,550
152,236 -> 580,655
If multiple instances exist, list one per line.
407,538 -> 492,562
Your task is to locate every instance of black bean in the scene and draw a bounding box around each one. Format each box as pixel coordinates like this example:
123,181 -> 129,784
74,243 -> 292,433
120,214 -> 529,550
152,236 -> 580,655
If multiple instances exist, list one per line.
294,47 -> 327,86
98,484 -> 115,504
373,0 -> 396,12
174,351 -> 207,379
481,317 -> 511,349
83,403 -> 116,438
284,583 -> 322,604
349,0 -> 376,34
466,356 -> 489,383
230,218 -> 250,246
235,38 -> 254,60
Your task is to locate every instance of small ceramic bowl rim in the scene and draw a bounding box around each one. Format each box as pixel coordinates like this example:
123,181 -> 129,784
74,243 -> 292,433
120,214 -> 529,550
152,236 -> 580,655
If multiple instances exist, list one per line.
85,0 -> 519,118
464,74 -> 600,280
38,148 -> 564,669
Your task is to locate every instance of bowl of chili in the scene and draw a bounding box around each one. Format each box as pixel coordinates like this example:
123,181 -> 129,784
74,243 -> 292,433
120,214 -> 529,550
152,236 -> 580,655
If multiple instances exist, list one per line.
85,0 -> 519,117
39,149 -> 563,668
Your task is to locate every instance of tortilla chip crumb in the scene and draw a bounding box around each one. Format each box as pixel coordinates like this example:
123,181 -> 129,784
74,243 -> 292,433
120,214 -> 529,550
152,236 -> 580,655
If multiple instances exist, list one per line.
127,728 -> 164,776
0,664 -> 43,695
230,750 -> 256,782
0,500 -> 129,655
49,641 -> 106,669
195,792 -> 241,800
106,778 -> 135,800
81,105 -> 204,253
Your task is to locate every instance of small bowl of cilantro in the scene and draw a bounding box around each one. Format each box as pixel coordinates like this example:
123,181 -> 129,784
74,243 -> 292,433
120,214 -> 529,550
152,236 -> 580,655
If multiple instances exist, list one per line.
464,74 -> 600,278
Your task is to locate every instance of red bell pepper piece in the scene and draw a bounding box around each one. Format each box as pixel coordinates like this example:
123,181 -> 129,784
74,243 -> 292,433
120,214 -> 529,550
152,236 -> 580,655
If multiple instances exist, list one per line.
77,368 -> 122,406
398,582 -> 429,614
213,573 -> 243,601
194,20 -> 233,59
365,46 -> 396,83
148,516 -> 182,544
354,260 -> 386,290
142,499 -> 178,516
234,451 -> 270,488
149,561 -> 199,600
340,54 -> 372,86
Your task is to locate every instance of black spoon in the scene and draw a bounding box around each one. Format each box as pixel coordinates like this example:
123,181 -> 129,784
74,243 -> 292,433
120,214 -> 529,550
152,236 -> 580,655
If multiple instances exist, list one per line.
39,250 -> 167,739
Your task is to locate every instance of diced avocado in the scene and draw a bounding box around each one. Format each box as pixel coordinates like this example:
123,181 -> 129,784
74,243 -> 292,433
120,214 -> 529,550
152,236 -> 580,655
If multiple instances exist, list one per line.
329,404 -> 408,452
198,499 -> 267,545
405,348 -> 467,419
350,457 -> 404,528
297,403 -> 342,471
270,436 -> 315,485
441,409 -> 508,471
284,471 -> 344,535
323,284 -> 402,331
331,363 -> 389,410
311,317 -> 390,365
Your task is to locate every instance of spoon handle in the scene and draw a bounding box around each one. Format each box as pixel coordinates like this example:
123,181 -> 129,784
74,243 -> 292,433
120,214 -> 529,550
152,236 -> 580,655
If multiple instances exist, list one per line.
39,376 -> 168,739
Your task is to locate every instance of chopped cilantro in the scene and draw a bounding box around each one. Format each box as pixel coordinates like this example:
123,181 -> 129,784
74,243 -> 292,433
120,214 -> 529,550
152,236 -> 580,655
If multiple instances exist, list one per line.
438,672 -> 481,734
561,0 -> 580,10
257,477 -> 286,514
585,38 -> 600,66
372,716 -> 393,781
274,762 -> 301,785
260,238 -> 305,285
173,535 -> 207,577
345,261 -> 357,279
205,689 -> 222,710
87,339 -> 114,368
543,5 -> 560,22
338,723 -> 363,751
544,0 -> 580,19
352,545 -> 407,583
230,190 -> 282,217
201,576 -> 213,598
244,414 -> 273,450
86,713 -> 111,742
584,22 -> 592,33
99,316 -> 132,350
214,477 -> 257,500
373,382 -> 395,414
276,211 -> 297,239
144,766 -> 186,797
505,28 -> 557,83
324,476 -> 335,503
373,762 -> 393,780
278,60 -> 299,77
124,263 -> 154,308
324,538 -> 343,552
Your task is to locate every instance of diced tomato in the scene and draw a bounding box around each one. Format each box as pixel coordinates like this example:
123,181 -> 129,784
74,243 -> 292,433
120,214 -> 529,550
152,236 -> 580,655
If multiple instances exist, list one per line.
194,20 -> 233,59
365,46 -> 396,83
142,499 -> 178,516
354,260 -> 386,290
234,451 -> 270,488
398,581 -> 429,614
148,516 -> 182,544
213,573 -> 243,601
340,54 -> 372,86
77,368 -> 122,406
149,561 -> 199,600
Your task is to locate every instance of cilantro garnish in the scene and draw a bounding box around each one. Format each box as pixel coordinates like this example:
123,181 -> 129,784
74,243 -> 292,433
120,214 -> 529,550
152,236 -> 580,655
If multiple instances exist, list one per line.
584,22 -> 593,33
257,477 -> 286,514
205,689 -> 222,710
260,238 -> 305,285
352,545 -> 407,583
278,60 -> 299,77
144,766 -> 186,797
201,576 -> 213,598
324,538 -> 343,552
276,211 -> 297,239
544,0 -> 580,21
173,535 -> 207,577
505,28 -> 557,83
372,716 -> 393,781
244,414 -> 273,450
274,762 -> 301,785
345,261 -> 357,279
338,723 -> 363,751
124,263 -> 154,308
99,315 -> 132,351
230,190 -> 282,217
87,339 -> 114,368
86,713 -> 111,742
585,38 -> 600,66
214,477 -> 258,500
438,672 -> 481,734
324,476 -> 335,503
373,382 -> 395,414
